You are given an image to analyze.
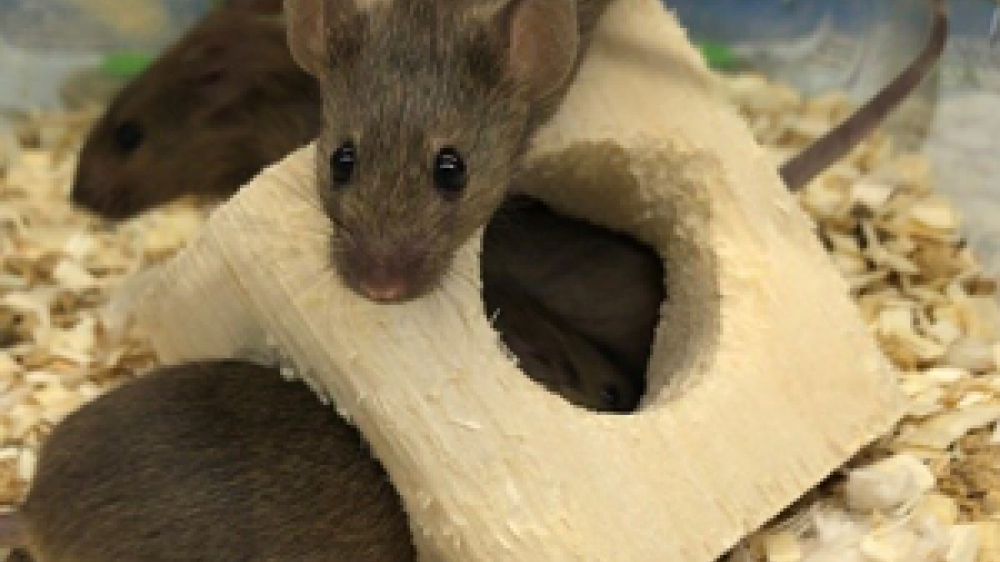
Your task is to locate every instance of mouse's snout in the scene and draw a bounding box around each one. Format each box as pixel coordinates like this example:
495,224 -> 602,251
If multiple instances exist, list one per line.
340,241 -> 440,304
357,265 -> 415,303
70,172 -> 135,220
70,170 -> 108,213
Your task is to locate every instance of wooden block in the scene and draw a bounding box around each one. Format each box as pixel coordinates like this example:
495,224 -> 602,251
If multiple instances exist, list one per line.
134,1 -> 905,560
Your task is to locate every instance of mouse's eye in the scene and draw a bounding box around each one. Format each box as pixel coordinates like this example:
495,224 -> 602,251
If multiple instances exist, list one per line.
113,120 -> 144,155
433,147 -> 467,200
600,385 -> 621,410
330,141 -> 356,186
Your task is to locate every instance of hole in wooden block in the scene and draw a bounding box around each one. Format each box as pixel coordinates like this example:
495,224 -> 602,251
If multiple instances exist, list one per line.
479,194 -> 662,413
484,141 -> 721,411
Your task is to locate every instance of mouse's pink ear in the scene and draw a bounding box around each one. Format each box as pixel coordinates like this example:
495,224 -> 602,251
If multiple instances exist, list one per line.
285,0 -> 362,76
497,0 -> 580,103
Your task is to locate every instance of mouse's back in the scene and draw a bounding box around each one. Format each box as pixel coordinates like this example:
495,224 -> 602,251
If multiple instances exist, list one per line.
483,196 -> 665,379
21,361 -> 414,562
488,283 -> 644,413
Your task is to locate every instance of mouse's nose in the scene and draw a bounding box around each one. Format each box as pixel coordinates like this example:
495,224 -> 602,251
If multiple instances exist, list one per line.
359,278 -> 411,303
343,241 -> 437,304
354,262 -> 419,303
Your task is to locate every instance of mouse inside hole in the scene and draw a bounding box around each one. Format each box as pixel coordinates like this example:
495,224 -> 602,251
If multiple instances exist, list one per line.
481,194 -> 668,414
481,143 -> 725,413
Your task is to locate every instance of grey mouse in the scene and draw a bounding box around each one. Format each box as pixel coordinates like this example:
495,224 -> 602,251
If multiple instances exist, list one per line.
284,0 -> 947,303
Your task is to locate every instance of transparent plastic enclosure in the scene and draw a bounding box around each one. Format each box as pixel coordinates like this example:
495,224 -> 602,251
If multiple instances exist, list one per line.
0,0 -> 213,112
670,0 -> 1000,278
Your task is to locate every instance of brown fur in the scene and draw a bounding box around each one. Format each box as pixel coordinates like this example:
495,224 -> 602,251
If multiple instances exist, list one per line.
14,361 -> 415,562
70,5 -> 319,219
66,3 -> 657,422
483,195 -> 664,385
73,0 -> 945,268
287,0 -> 613,301
488,283 -> 644,412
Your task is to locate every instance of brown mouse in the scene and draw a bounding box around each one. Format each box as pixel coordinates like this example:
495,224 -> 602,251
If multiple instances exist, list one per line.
285,0 -> 614,302
70,4 -> 320,219
487,282 -> 645,412
284,0 -> 947,303
2,360 -> 416,562
483,194 -> 664,388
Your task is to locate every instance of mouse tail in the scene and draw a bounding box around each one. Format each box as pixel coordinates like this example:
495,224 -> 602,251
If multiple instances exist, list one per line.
779,0 -> 948,191
0,512 -> 25,548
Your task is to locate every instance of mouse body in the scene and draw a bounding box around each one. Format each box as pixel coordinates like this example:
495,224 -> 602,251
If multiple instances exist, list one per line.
7,360 -> 416,562
487,282 -> 645,412
70,3 -> 320,219
483,194 -> 665,386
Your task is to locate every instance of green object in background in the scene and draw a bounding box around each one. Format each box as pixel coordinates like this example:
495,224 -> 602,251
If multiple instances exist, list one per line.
698,41 -> 737,71
101,52 -> 155,79
97,30 -> 735,80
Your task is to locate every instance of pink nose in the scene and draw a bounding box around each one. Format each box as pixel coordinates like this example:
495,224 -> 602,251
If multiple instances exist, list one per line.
356,263 -> 415,302
358,279 -> 410,303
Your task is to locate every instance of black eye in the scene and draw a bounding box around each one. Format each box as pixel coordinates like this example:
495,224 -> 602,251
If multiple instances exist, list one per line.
330,141 -> 356,186
600,385 -> 621,409
113,120 -> 143,154
433,147 -> 467,199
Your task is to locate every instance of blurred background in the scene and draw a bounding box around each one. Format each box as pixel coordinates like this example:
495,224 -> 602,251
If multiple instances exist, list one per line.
0,0 -> 997,274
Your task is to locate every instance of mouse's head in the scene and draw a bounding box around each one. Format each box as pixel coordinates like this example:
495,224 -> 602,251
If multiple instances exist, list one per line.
72,11 -> 318,220
287,0 -> 581,303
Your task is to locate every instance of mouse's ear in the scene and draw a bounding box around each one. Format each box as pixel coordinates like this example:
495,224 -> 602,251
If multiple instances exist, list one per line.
496,0 -> 580,103
285,0 -> 363,76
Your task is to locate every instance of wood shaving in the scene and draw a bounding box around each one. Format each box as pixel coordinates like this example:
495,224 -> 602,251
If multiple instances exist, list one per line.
0,72 -> 996,562
721,73 -> 1000,562
0,109 -> 204,501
